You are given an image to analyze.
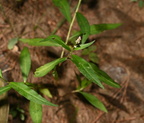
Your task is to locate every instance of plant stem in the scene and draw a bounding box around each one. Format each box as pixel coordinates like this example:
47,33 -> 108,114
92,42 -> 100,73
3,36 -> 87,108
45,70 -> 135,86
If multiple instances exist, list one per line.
60,0 -> 82,58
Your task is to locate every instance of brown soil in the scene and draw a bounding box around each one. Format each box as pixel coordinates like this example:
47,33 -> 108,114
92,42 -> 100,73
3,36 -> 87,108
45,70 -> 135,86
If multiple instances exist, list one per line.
0,0 -> 144,123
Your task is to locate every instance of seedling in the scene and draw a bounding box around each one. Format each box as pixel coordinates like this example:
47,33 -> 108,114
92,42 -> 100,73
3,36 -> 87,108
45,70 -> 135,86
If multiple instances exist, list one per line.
0,0 -> 122,123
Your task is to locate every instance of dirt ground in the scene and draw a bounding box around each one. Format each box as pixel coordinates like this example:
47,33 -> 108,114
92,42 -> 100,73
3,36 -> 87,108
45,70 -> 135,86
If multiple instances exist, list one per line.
0,0 -> 144,123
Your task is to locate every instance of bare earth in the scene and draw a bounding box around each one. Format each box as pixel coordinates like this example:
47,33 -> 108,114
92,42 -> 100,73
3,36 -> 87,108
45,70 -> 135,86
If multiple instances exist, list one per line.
0,0 -> 144,123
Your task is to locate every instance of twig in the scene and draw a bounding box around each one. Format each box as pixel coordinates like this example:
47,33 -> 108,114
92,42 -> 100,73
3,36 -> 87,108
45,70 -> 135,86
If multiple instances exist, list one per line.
114,115 -> 144,123
91,111 -> 105,123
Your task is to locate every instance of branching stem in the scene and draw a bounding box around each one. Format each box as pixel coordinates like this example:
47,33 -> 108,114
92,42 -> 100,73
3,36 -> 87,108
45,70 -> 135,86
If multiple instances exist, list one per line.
60,0 -> 82,58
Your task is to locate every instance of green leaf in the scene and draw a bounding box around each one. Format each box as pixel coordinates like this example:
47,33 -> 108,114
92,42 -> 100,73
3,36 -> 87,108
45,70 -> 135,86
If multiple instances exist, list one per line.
52,69 -> 59,80
29,101 -> 42,123
79,92 -> 107,112
76,79 -> 92,92
81,79 -> 91,88
20,113 -> 25,121
0,75 -> 11,95
8,38 -> 19,50
76,12 -> 90,44
82,45 -> 97,55
88,45 -> 97,52
74,41 -> 95,50
69,31 -> 82,41
19,38 -> 60,47
81,49 -> 90,55
139,0 -> 144,8
0,84 -> 11,95
90,23 -> 122,35
70,23 -> 121,41
20,47 -> 31,82
40,88 -> 53,98
52,0 -> 71,22
89,53 -> 99,64
35,57 -> 67,77
90,63 -> 120,88
0,69 -> 3,78
9,82 -> 57,106
71,55 -> 104,88
0,78 -> 10,123
42,35 -> 71,51
25,82 -> 36,89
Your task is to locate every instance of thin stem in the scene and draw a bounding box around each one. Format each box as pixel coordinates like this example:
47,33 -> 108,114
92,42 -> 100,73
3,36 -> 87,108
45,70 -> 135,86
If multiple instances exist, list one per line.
60,0 -> 82,58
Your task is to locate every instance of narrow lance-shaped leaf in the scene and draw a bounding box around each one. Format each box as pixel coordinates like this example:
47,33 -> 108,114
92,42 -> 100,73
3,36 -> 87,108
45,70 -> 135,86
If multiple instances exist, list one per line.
89,53 -> 99,64
20,47 -> 31,82
71,55 -> 104,89
69,23 -> 121,40
42,35 -> 71,51
0,71 -> 11,95
19,38 -> 60,47
0,69 -> 3,78
35,57 -> 67,77
74,41 -> 95,50
76,12 -> 90,44
0,85 -> 11,95
52,0 -> 71,22
29,101 -> 42,123
82,46 -> 96,55
9,82 -> 57,106
80,79 -> 91,90
76,79 -> 92,92
90,23 -> 122,35
0,78 -> 10,123
79,92 -> 108,112
40,88 -> 53,98
52,38 -> 71,51
8,38 -> 19,50
90,63 -> 121,88
69,31 -> 82,41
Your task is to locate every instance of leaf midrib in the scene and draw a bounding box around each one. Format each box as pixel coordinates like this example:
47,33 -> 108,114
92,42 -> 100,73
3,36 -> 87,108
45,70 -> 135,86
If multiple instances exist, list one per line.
36,58 -> 66,74
10,83 -> 52,105
79,62 -> 102,88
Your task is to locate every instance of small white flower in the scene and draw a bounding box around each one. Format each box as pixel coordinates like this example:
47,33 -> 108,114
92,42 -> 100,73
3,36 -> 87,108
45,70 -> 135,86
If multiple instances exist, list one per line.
75,36 -> 82,44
